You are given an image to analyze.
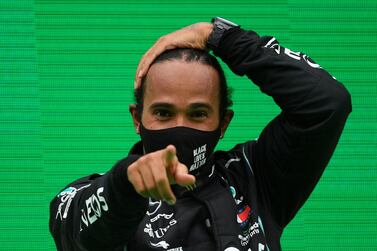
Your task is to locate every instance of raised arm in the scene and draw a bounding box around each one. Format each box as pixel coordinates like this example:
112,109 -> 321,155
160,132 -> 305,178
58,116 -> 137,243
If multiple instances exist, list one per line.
213,24 -> 352,227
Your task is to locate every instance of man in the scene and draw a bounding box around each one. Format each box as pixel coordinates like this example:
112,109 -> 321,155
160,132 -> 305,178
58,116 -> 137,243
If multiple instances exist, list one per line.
49,18 -> 351,250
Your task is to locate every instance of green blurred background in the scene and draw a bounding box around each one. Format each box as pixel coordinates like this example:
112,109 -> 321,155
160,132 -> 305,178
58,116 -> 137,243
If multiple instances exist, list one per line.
1,0 -> 376,250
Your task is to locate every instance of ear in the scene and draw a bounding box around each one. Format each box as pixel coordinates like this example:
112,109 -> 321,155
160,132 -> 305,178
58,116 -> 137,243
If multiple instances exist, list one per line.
220,110 -> 234,139
129,104 -> 141,134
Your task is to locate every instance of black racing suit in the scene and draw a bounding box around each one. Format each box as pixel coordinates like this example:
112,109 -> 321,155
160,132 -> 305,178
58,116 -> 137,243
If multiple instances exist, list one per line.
49,27 -> 352,251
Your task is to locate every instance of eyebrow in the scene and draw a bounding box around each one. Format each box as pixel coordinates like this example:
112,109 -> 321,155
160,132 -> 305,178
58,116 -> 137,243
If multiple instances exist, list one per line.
149,102 -> 174,110
149,102 -> 213,112
188,103 -> 213,112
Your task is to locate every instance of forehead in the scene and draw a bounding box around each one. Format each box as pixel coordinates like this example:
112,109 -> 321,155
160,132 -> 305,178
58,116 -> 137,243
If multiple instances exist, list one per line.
143,60 -> 220,107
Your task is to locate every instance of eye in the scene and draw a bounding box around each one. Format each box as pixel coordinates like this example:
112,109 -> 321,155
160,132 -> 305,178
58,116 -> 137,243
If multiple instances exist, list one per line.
189,110 -> 208,119
153,109 -> 173,120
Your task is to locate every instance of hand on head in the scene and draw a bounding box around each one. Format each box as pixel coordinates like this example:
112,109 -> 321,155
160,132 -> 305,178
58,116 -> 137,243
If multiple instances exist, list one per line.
134,22 -> 213,89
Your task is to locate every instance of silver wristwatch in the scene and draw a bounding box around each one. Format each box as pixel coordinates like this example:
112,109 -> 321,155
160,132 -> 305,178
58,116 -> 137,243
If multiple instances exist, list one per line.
207,17 -> 240,51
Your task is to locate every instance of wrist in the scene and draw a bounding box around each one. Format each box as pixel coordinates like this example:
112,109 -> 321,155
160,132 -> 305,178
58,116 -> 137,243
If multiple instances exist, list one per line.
207,17 -> 240,51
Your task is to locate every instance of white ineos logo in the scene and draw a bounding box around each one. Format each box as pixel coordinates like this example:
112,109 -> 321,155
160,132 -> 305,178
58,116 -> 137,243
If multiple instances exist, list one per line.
80,187 -> 109,230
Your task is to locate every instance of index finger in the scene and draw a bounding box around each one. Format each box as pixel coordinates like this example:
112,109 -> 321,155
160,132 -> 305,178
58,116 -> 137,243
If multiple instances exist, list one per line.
165,145 -> 176,167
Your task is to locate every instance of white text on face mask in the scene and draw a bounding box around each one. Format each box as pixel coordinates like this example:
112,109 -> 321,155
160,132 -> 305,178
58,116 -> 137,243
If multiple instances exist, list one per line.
190,144 -> 207,172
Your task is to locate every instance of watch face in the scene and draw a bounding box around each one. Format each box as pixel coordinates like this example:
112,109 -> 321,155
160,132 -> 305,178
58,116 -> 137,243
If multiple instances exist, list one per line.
213,17 -> 239,30
215,17 -> 239,27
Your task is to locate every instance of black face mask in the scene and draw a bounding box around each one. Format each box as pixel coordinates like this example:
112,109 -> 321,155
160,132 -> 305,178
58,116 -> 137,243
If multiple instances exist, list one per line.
139,124 -> 221,175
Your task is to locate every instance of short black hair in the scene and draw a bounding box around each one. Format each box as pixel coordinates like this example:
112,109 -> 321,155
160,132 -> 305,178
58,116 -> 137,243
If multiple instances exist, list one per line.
134,48 -> 232,121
